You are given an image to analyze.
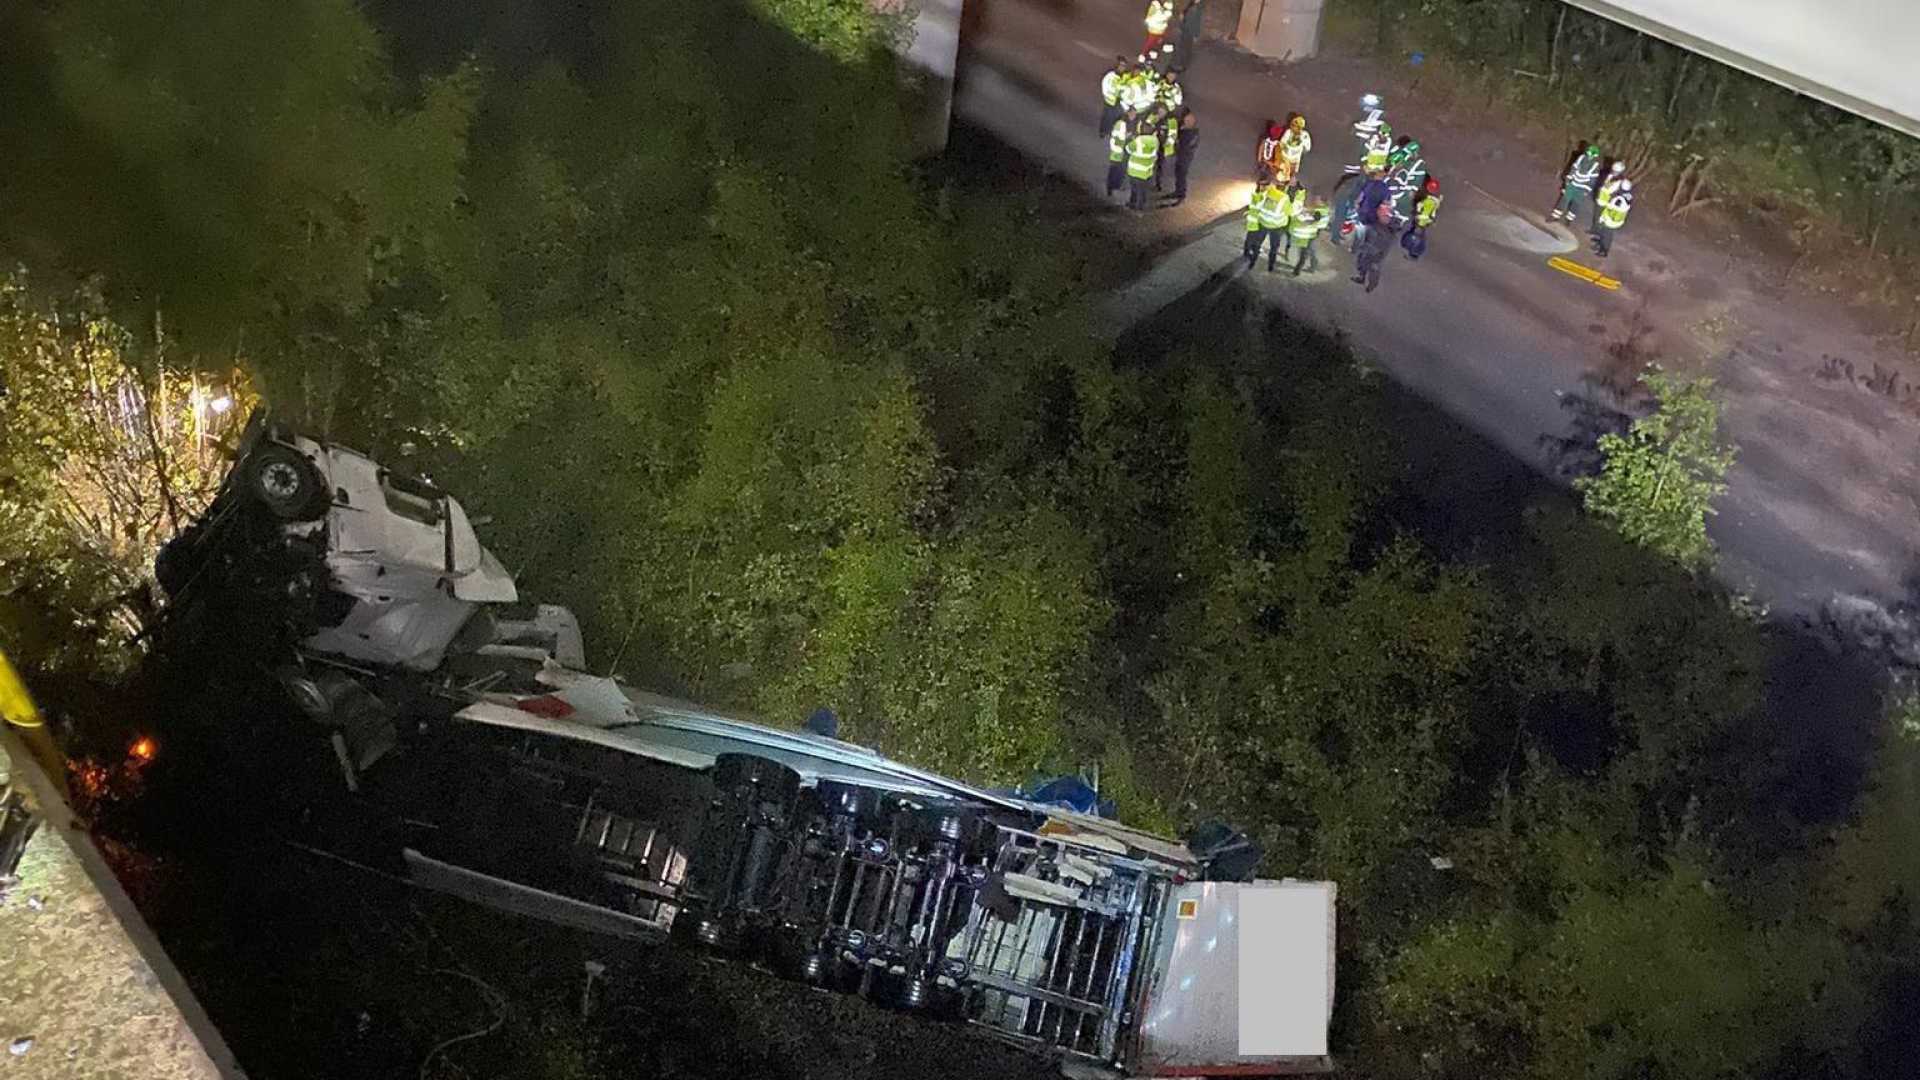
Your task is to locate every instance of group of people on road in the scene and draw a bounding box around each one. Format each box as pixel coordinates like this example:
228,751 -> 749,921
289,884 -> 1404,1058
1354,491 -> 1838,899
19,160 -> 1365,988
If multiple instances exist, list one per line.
1242,175 -> 1331,275
1100,3 -> 1650,298
1101,51 -> 1199,209
1105,15 -> 1463,294
1099,2 -> 1211,211
1549,142 -> 1635,257
1322,98 -> 1444,292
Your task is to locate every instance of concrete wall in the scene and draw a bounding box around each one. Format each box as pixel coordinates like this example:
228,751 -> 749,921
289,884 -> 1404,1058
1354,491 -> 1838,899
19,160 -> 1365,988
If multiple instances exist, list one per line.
1,736 -> 245,1079
1234,0 -> 1326,63
872,0 -> 966,155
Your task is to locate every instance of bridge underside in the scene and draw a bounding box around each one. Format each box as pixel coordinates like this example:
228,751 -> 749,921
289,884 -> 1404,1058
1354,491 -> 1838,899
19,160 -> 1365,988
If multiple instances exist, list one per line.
1562,0 -> 1920,139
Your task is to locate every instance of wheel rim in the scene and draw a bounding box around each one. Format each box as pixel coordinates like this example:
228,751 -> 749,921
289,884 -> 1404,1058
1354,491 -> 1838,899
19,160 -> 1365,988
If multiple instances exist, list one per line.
259,461 -> 302,500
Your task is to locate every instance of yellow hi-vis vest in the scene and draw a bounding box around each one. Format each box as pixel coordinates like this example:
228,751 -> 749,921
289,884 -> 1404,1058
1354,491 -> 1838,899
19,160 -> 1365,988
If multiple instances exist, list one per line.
1163,115 -> 1179,157
1289,209 -> 1326,243
1127,132 -> 1161,179
1246,194 -> 1267,232
1598,194 -> 1631,229
1109,120 -> 1128,162
1124,72 -> 1156,112
1257,187 -> 1291,230
1363,134 -> 1390,171
1102,70 -> 1124,107
1415,193 -> 1442,227
1145,0 -> 1173,34
1281,129 -> 1311,164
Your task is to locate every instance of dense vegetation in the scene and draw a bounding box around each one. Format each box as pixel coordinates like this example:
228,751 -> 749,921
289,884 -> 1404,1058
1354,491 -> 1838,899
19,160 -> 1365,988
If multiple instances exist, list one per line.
3,1 -> 1919,1078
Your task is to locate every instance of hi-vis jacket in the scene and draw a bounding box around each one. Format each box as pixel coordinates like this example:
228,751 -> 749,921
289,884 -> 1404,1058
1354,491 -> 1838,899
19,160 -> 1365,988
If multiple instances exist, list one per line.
1565,153 -> 1601,191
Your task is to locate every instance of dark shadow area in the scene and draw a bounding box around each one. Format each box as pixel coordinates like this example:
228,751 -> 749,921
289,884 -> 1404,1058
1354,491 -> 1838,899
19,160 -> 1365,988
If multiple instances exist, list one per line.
1113,268 -> 1890,850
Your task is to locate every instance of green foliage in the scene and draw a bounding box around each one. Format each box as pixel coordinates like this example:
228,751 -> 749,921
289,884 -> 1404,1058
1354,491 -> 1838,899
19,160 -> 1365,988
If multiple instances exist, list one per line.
1335,0 -> 1920,265
0,272 -> 249,674
1575,369 -> 1734,567
1,2 -> 1914,1079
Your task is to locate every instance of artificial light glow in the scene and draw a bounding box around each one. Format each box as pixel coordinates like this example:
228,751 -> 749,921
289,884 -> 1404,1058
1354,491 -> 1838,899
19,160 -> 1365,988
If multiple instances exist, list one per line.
128,735 -> 157,763
209,395 -> 234,415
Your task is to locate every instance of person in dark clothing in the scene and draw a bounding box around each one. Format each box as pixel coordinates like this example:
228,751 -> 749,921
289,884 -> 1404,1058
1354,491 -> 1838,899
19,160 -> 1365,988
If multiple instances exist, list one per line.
1169,107 -> 1199,203
1352,203 -> 1402,293
1343,169 -> 1391,251
1173,0 -> 1205,70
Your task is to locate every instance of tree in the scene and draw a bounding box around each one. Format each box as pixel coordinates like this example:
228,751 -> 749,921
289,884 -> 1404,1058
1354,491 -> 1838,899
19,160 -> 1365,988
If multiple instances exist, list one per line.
1574,368 -> 1734,567
0,272 -> 250,673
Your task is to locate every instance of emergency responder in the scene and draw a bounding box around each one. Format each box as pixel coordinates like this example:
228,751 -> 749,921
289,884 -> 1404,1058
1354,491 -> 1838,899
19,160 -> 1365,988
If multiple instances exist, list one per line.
1352,93 -> 1386,138
1594,179 -> 1633,257
1550,143 -> 1602,223
1127,118 -> 1162,210
1276,113 -> 1311,185
1257,122 -> 1285,182
1106,111 -> 1133,199
1592,160 -> 1627,235
1386,134 -> 1419,171
1342,167 -> 1391,251
1170,106 -> 1200,204
1157,67 -> 1184,113
1403,176 -> 1441,259
1144,0 -> 1174,52
1361,122 -> 1393,174
1157,107 -> 1179,192
1099,57 -> 1131,137
1244,179 -> 1276,267
1279,181 -> 1306,256
1124,58 -> 1158,115
1384,137 -> 1426,220
1242,180 -> 1288,270
1257,174 -> 1292,270
1353,202 -> 1402,293
1289,197 -> 1330,275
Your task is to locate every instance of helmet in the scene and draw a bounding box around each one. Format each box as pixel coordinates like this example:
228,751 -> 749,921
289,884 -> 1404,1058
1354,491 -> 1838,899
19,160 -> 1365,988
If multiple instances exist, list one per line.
1379,123 -> 1392,137
1583,145 -> 1600,157
1290,115 -> 1306,131
1610,160 -> 1625,173
1268,123 -> 1284,137
1360,93 -> 1382,110
1424,176 -> 1440,193
1620,179 -> 1634,192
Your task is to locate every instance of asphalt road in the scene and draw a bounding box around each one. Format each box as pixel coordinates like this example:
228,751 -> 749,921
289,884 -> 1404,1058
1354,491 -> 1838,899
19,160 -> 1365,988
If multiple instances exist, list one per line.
955,0 -> 1920,620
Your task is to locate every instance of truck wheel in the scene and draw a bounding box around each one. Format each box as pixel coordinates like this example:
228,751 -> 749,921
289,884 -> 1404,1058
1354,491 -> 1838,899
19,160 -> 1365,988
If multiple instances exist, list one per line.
247,444 -> 326,520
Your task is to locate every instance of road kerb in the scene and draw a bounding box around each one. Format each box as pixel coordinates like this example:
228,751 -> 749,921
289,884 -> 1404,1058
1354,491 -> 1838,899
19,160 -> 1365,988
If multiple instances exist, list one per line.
1547,255 -> 1621,291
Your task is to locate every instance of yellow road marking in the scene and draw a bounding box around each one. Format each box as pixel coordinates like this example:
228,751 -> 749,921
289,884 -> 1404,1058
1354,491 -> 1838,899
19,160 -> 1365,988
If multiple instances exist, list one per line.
1547,256 -> 1620,291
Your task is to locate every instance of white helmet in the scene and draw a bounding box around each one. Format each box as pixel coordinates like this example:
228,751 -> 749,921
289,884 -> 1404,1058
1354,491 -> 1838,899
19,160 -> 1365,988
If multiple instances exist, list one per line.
1620,179 -> 1633,192
1609,160 -> 1625,173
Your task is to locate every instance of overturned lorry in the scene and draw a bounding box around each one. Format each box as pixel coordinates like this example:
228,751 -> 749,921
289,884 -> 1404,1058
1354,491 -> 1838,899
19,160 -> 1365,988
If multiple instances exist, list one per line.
153,413 -> 1338,1077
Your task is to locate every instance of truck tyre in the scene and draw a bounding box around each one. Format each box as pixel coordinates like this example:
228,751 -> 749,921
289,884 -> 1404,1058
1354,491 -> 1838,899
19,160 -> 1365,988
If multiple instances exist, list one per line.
247,444 -> 326,520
